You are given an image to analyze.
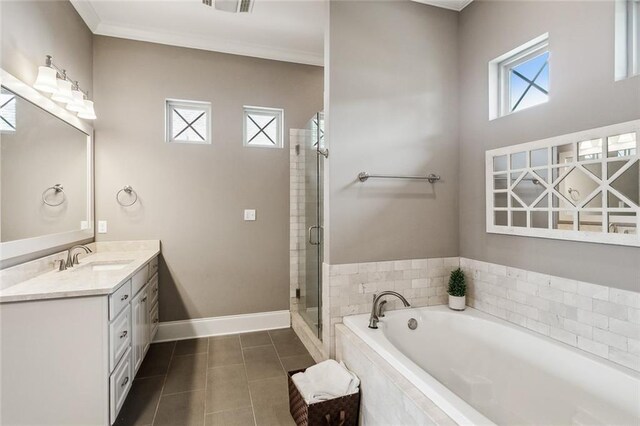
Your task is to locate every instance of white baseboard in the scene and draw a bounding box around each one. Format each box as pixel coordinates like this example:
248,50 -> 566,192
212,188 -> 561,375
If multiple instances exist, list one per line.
153,310 -> 291,342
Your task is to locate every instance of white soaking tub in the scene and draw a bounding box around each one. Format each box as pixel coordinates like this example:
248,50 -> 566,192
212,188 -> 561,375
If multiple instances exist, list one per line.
342,306 -> 640,425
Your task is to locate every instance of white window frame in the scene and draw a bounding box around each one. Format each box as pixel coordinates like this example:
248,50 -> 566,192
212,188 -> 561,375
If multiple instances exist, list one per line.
165,99 -> 211,144
615,0 -> 640,80
489,33 -> 549,120
485,120 -> 640,247
0,90 -> 16,133
243,106 -> 284,149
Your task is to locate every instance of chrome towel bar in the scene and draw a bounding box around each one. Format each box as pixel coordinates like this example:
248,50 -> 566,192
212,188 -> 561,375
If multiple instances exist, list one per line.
357,172 -> 441,184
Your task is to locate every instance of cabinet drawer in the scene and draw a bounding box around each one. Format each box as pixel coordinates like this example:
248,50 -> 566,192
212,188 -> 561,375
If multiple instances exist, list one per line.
109,280 -> 132,321
110,347 -> 132,424
109,306 -> 131,372
149,256 -> 159,277
148,273 -> 159,309
131,265 -> 150,296
150,302 -> 159,342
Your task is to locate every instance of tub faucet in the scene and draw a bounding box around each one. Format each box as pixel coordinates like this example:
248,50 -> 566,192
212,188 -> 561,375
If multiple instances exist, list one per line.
368,291 -> 411,329
66,245 -> 92,268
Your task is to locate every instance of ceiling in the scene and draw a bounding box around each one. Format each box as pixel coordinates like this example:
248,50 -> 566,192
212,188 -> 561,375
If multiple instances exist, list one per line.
71,0 -> 473,67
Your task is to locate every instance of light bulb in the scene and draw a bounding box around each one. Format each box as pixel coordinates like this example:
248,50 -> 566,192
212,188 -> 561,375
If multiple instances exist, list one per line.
78,99 -> 96,120
66,90 -> 85,112
33,66 -> 58,93
51,79 -> 73,103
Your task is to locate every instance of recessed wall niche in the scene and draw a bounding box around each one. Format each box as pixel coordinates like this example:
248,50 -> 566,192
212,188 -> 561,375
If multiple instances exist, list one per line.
486,120 -> 640,247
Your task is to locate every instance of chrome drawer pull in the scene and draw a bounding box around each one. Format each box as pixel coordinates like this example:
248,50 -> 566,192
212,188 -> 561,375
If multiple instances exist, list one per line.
121,294 -> 129,301
121,376 -> 129,387
120,330 -> 128,339
142,296 -> 147,302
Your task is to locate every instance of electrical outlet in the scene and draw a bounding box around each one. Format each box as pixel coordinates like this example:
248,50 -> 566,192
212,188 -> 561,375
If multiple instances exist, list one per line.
98,220 -> 108,234
244,209 -> 256,221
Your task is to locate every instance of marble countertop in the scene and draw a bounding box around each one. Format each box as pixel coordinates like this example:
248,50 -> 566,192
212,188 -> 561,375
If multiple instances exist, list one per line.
0,243 -> 160,303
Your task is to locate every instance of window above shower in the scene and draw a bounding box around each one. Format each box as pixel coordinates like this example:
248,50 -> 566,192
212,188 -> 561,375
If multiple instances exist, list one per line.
486,120 -> 640,247
165,99 -> 211,144
489,34 -> 549,120
243,106 -> 283,148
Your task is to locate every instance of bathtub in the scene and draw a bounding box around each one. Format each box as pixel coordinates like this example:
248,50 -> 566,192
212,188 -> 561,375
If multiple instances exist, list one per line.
342,306 -> 640,425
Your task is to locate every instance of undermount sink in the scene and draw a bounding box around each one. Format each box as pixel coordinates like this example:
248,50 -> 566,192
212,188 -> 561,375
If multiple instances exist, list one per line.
75,260 -> 134,272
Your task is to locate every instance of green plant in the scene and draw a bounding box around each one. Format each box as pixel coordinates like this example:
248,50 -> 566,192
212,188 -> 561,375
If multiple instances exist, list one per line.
448,268 -> 466,297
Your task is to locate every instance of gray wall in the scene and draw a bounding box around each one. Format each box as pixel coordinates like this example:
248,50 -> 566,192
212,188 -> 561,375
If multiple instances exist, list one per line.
93,36 -> 323,321
458,0 -> 640,290
325,0 -> 459,265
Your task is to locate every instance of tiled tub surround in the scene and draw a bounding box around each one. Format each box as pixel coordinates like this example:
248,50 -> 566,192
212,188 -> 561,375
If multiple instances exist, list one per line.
460,257 -> 640,372
335,324 -> 455,426
338,307 -> 639,425
322,258 -> 460,356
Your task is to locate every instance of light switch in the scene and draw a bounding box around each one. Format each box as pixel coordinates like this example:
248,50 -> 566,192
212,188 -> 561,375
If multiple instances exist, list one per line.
244,209 -> 256,221
98,220 -> 108,233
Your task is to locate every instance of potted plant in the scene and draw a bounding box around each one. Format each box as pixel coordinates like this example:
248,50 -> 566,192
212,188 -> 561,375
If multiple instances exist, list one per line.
447,268 -> 466,311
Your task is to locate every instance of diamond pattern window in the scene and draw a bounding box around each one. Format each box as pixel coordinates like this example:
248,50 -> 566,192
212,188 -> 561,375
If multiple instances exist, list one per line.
0,89 -> 16,133
166,99 -> 211,144
243,106 -> 283,148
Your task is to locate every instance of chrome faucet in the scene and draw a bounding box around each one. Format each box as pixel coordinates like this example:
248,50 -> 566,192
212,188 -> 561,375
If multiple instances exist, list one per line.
368,291 -> 411,329
66,244 -> 92,268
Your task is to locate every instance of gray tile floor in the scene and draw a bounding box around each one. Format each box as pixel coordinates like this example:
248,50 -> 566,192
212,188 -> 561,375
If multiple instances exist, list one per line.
115,329 -> 315,426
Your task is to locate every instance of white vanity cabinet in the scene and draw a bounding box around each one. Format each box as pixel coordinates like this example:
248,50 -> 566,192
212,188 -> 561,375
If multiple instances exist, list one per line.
0,252 -> 160,426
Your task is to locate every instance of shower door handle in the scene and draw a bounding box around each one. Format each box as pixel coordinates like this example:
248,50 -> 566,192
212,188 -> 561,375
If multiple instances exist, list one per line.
308,226 -> 321,245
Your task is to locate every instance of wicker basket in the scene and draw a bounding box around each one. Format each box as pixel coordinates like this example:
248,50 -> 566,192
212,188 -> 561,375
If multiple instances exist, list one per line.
287,368 -> 360,426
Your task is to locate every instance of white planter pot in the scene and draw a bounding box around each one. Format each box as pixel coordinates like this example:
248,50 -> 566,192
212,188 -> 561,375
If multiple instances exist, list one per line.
448,295 -> 466,311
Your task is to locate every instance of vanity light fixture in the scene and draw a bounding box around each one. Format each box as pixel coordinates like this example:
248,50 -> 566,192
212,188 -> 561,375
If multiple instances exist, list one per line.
33,64 -> 58,93
78,100 -> 96,120
32,55 -> 96,120
67,82 -> 87,113
50,72 -> 73,104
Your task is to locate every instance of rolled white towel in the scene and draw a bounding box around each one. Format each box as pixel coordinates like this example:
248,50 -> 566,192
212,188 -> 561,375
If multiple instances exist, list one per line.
292,360 -> 360,404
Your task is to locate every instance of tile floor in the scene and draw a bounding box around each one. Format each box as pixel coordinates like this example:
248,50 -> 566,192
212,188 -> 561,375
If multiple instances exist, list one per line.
115,328 -> 315,426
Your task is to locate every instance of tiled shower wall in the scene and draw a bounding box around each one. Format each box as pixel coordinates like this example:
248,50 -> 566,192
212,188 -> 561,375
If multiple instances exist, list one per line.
289,129 -> 306,313
322,258 -> 460,356
461,257 -> 640,372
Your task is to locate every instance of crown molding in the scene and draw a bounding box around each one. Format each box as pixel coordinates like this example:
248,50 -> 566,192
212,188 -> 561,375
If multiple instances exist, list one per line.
412,0 -> 474,12
70,0 -> 100,32
70,2 -> 323,66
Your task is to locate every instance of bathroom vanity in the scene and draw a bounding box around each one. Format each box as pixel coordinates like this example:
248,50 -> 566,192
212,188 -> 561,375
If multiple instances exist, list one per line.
0,241 -> 160,425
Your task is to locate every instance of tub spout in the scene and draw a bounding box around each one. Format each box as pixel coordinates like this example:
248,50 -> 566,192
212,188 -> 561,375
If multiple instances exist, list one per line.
368,291 -> 411,329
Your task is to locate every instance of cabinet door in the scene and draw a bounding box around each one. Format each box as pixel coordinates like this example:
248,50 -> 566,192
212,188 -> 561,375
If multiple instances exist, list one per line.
131,287 -> 149,373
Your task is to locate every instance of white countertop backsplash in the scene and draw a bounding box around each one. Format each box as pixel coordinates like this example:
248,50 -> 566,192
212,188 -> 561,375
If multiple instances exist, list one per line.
0,240 -> 160,303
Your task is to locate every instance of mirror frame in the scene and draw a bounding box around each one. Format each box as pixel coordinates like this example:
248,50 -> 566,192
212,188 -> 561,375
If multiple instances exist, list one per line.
485,120 -> 640,247
0,69 -> 94,261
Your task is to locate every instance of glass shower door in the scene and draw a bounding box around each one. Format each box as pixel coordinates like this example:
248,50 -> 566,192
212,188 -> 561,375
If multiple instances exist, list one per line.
299,112 -> 324,339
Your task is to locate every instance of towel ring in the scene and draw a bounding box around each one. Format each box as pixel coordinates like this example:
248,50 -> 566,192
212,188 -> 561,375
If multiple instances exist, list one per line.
568,187 -> 580,201
116,185 -> 138,207
42,184 -> 65,207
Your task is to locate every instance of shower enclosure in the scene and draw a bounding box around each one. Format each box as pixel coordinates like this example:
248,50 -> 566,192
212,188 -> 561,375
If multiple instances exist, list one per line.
298,112 -> 325,338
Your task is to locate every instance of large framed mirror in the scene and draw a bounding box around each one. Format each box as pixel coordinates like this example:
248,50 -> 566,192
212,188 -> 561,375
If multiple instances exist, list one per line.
486,120 -> 639,247
0,69 -> 93,261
